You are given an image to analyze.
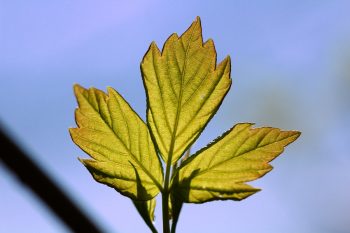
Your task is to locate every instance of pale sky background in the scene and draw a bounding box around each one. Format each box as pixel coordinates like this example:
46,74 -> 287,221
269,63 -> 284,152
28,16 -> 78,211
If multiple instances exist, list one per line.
1,1 -> 350,232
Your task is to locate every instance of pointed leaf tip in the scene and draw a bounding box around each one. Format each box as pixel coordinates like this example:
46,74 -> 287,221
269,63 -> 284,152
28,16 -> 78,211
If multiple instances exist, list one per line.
73,83 -> 84,95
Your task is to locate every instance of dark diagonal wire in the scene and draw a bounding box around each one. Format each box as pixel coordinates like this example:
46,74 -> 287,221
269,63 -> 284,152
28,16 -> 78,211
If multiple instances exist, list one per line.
0,125 -> 104,233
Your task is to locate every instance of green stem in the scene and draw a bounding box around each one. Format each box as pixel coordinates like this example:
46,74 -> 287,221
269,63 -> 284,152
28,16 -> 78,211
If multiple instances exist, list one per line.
162,190 -> 170,233
162,160 -> 172,233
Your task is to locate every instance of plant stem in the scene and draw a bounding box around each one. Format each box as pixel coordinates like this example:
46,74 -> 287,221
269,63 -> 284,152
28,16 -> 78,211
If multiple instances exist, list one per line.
162,190 -> 170,233
162,159 -> 172,233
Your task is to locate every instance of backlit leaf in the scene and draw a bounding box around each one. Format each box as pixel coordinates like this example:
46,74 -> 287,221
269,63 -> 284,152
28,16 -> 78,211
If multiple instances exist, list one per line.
70,17 -> 301,233
141,17 -> 231,164
69,84 -> 163,201
173,123 -> 300,203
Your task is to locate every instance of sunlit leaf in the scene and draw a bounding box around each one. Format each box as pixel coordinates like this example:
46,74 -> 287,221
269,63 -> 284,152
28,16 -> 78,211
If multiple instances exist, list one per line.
70,16 -> 301,233
69,84 -> 163,201
173,123 -> 300,203
141,17 -> 231,164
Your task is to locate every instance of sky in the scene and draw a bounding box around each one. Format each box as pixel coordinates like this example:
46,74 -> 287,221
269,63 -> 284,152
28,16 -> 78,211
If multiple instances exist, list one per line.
1,1 -> 350,232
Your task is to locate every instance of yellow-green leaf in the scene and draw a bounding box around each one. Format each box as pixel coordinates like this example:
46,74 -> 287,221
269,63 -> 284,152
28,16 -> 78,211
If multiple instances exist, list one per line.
69,84 -> 163,201
173,123 -> 300,203
141,17 -> 231,164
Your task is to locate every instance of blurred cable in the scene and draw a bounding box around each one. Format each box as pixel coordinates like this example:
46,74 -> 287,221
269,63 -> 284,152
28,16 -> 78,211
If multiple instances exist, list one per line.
0,125 -> 104,233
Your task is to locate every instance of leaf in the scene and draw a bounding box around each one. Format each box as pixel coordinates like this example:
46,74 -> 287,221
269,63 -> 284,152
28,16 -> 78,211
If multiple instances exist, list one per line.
69,17 -> 301,233
169,190 -> 183,233
141,16 -> 231,164
173,123 -> 301,203
69,84 -> 163,201
133,198 -> 157,233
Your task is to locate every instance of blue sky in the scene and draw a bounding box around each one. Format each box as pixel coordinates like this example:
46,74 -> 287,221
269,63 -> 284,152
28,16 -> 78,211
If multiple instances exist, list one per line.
1,1 -> 350,232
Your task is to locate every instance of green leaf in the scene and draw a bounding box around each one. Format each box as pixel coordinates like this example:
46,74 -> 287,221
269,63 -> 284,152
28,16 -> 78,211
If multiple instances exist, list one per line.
69,84 -> 163,201
133,198 -> 157,233
173,123 -> 301,203
169,191 -> 183,233
69,17 -> 301,233
141,16 -> 231,164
